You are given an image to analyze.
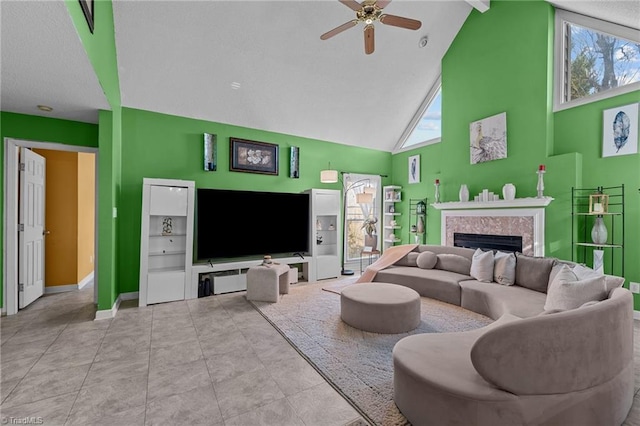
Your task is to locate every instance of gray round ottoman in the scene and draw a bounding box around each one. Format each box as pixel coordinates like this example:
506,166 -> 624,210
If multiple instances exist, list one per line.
340,283 -> 421,334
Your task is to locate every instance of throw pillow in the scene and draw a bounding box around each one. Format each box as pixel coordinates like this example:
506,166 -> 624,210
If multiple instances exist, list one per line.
395,252 -> 419,267
573,264 -> 625,293
514,253 -> 555,293
544,265 -> 607,311
435,254 -> 472,276
470,248 -> 494,283
493,251 -> 516,286
416,251 -> 437,269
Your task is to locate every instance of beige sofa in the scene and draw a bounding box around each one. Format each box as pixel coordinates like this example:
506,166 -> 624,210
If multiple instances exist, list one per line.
373,245 -> 634,425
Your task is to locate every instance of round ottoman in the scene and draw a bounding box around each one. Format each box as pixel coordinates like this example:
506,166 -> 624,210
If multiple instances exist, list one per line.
340,283 -> 421,334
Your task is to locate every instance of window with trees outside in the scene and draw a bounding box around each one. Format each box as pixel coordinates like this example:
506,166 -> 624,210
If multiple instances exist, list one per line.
554,9 -> 640,110
343,173 -> 381,263
395,79 -> 442,152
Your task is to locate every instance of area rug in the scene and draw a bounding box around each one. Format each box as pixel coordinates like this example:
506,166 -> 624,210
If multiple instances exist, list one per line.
248,279 -> 493,426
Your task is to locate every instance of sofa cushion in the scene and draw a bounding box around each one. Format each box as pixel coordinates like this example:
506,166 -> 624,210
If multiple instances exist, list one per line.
470,249 -> 494,283
373,266 -> 466,305
573,264 -> 625,293
435,254 -> 472,276
395,251 -> 419,267
459,280 -> 546,319
515,253 -> 555,293
493,251 -> 516,286
416,251 -> 437,269
544,265 -> 607,311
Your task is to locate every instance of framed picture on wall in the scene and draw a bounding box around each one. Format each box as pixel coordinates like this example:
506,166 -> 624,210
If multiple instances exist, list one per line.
602,103 -> 638,158
79,0 -> 94,33
408,154 -> 420,184
230,137 -> 279,175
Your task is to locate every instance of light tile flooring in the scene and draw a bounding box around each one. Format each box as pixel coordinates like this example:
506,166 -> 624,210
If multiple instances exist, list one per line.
1,284 -> 639,426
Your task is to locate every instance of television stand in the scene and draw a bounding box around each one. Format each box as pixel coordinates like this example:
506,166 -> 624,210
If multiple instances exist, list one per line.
189,256 -> 312,298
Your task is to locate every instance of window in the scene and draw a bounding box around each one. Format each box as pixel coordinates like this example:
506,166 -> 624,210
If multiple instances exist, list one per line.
343,173 -> 381,262
395,80 -> 442,152
554,10 -> 640,111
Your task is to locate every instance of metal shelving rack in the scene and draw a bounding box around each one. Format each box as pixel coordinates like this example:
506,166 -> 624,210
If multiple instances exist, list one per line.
571,184 -> 624,277
409,198 -> 427,244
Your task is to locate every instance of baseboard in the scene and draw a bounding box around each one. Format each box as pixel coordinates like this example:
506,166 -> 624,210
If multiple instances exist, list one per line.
44,272 -> 95,294
634,310 -> 640,321
94,291 -> 139,321
78,271 -> 94,289
45,284 -> 78,294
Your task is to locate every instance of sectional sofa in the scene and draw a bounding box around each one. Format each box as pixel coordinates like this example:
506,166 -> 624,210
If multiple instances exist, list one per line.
368,244 -> 633,425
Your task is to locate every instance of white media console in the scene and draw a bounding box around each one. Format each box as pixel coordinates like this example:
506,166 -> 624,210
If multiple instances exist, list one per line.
189,256 -> 312,298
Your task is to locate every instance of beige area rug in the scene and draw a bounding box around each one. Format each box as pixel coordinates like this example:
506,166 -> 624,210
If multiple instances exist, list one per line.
249,278 -> 493,426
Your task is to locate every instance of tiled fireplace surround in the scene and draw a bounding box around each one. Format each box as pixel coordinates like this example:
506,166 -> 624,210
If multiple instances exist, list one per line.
441,208 -> 545,256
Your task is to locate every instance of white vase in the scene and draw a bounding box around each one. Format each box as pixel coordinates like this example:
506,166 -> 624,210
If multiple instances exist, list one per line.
591,217 -> 608,245
416,215 -> 425,234
502,183 -> 516,201
459,184 -> 469,202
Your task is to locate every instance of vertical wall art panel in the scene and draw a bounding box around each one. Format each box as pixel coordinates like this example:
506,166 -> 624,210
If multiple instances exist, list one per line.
290,146 -> 300,178
204,133 -> 217,171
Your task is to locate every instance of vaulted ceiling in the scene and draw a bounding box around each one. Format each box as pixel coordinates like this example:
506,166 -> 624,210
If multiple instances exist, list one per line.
2,1 -> 638,152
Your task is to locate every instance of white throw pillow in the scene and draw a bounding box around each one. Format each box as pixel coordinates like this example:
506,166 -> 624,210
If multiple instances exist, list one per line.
572,264 -> 625,293
544,265 -> 607,311
493,251 -> 516,286
470,248 -> 494,283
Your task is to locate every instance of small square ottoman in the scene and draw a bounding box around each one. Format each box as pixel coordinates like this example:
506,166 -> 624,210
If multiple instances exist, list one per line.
246,263 -> 291,302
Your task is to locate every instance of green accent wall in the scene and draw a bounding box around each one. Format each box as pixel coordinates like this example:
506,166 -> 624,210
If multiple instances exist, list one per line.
66,0 -> 122,310
0,112 -> 99,306
393,0 -> 640,309
118,107 -> 392,294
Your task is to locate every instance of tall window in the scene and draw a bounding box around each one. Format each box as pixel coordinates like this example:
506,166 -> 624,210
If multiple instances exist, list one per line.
396,80 -> 442,152
555,10 -> 640,110
343,173 -> 381,262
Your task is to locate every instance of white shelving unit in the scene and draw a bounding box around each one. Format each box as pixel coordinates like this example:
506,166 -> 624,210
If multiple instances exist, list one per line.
306,188 -> 341,281
383,185 -> 402,251
139,178 -> 195,306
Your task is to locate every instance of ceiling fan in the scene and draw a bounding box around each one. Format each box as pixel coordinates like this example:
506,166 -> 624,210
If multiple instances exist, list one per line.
320,0 -> 422,55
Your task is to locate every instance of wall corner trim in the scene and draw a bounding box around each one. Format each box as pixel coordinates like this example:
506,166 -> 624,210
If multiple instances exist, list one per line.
94,291 -> 139,321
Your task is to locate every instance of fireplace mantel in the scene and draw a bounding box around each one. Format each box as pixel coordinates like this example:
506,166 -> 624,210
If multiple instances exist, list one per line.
431,196 -> 554,210
435,197 -> 554,257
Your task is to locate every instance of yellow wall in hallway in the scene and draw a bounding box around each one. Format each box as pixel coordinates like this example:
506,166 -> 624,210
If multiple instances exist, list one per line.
33,149 -> 78,287
77,152 -> 95,282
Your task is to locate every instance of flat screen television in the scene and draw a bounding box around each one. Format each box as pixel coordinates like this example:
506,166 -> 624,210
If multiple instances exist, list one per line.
196,188 -> 310,261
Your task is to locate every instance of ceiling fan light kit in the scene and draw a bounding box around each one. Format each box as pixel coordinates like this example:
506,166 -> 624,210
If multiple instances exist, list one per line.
321,0 -> 422,55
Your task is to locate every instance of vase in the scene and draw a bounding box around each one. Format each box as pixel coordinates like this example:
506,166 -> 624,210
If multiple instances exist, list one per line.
502,183 -> 516,201
591,217 -> 608,245
416,215 -> 425,234
459,184 -> 469,202
364,234 -> 377,250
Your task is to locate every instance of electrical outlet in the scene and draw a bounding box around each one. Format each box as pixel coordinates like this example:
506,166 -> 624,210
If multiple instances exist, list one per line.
630,282 -> 640,294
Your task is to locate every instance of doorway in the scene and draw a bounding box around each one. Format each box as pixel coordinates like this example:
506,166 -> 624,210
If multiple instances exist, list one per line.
3,138 -> 99,316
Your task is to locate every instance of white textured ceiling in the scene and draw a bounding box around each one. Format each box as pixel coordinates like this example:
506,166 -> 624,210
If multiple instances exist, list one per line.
1,1 -> 638,151
0,0 -> 109,123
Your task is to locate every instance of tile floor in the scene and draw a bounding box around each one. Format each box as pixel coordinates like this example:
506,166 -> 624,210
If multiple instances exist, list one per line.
1,284 -> 639,426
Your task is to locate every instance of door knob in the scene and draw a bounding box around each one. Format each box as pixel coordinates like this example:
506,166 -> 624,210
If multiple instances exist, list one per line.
43,230 -> 51,235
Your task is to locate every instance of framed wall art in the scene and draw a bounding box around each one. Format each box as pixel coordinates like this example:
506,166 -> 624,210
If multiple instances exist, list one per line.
408,154 -> 420,184
230,137 -> 279,175
203,133 -> 217,171
290,146 -> 300,178
470,112 -> 507,164
602,103 -> 638,158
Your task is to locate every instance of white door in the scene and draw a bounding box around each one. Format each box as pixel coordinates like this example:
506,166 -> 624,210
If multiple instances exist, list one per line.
19,148 -> 46,308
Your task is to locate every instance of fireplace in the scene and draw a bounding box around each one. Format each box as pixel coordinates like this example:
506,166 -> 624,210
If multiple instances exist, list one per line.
454,232 -> 523,253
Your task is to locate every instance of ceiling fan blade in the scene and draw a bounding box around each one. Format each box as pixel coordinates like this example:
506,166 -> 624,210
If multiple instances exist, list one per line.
364,24 -> 374,55
321,20 -> 358,40
376,0 -> 391,9
380,14 -> 422,30
339,0 -> 362,12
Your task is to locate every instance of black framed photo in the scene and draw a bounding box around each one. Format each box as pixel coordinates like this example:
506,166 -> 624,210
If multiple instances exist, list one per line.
79,0 -> 94,33
230,137 -> 279,175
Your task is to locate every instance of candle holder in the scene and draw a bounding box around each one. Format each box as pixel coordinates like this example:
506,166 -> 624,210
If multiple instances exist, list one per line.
536,166 -> 545,198
434,180 -> 441,203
